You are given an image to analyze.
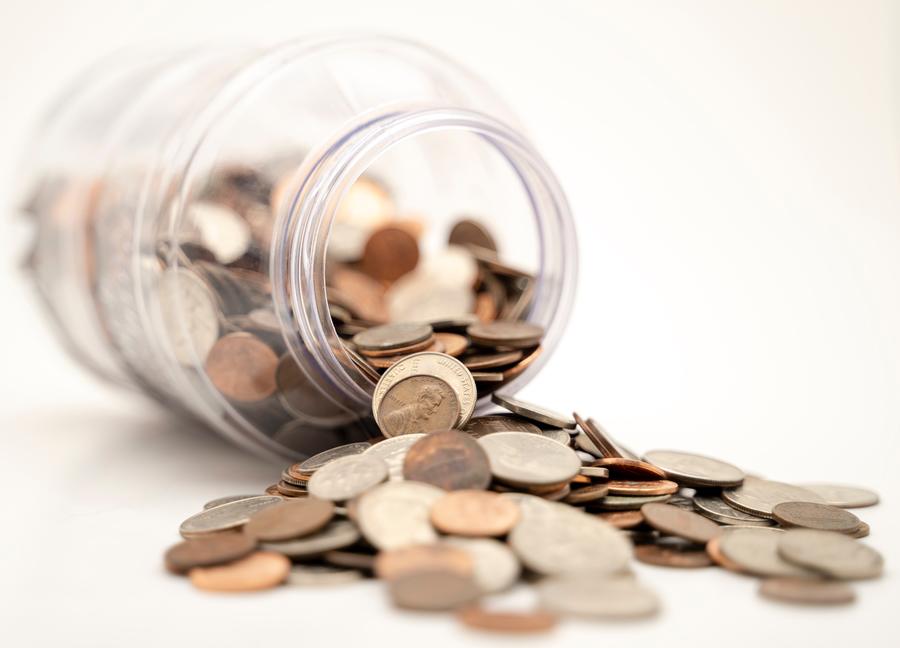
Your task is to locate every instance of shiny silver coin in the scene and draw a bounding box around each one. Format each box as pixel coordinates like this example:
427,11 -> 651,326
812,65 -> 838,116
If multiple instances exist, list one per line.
722,476 -> 824,519
442,537 -> 521,593
478,432 -> 581,487
491,393 -> 576,429
460,414 -> 542,437
357,481 -> 445,550
798,483 -> 880,509
591,494 -> 672,511
179,495 -> 282,538
352,322 -> 433,352
643,449 -> 744,488
261,519 -> 361,557
298,441 -> 372,474
778,529 -> 884,580
158,268 -> 220,366
718,527 -> 818,578
287,564 -> 364,586
307,455 -> 388,502
202,494 -> 259,510
693,494 -> 774,526
363,434 -> 425,481
538,574 -> 659,619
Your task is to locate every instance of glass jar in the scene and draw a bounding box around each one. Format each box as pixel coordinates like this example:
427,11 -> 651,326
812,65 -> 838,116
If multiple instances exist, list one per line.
18,36 -> 578,461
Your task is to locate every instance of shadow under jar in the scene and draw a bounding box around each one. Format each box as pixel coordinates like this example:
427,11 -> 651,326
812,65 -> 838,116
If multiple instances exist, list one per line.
19,36 -> 578,461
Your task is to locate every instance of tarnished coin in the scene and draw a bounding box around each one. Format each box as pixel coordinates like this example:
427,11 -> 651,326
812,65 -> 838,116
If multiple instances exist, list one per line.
634,544 -> 714,568
643,449 -> 745,488
243,498 -> 335,541
377,375 -> 460,437
461,414 -> 542,437
449,218 -> 498,252
778,529 -> 883,580
597,510 -> 645,529
591,494 -> 672,511
722,477 -> 825,519
442,537 -> 521,593
403,430 -> 492,491
772,501 -> 861,533
204,332 -> 279,402
297,441 -> 371,474
288,565 -> 364,587
352,322 -> 433,352
357,481 -> 445,550
693,494 -> 774,527
388,569 -> 481,611
202,495 -> 258,510
261,519 -> 360,557
607,480 -> 679,496
165,533 -> 257,574
430,490 -> 520,536
179,496 -> 283,538
478,432 -> 581,487
798,483 -> 880,508
189,551 -> 290,592
275,355 -> 356,423
718,527 -> 818,578
491,393 -> 576,429
158,268 -> 219,366
374,544 -> 474,581
759,577 -> 856,605
538,575 -> 660,619
433,332 -> 469,357
456,607 -> 557,634
307,455 -> 388,502
591,457 -> 667,480
467,321 -> 544,350
641,503 -> 722,544
363,434 -> 425,481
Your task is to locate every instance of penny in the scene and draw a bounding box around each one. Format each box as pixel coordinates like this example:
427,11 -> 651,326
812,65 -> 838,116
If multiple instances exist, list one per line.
433,332 -> 469,357
158,268 -> 219,366
778,529 -> 883,580
759,577 -> 856,605
361,226 -> 420,282
562,483 -> 610,505
597,510 -> 645,529
718,527 -> 817,578
573,414 -> 620,458
607,480 -> 679,496
590,494 -> 672,511
204,332 -> 279,402
772,501 -> 861,533
202,495 -> 258,510
329,266 -> 388,323
359,335 -> 438,358
189,551 -> 290,592
307,455 -> 388,502
591,457 -> 668,480
276,481 -> 308,497
442,537 -> 521,593
297,441 -> 371,474
374,544 -> 474,581
323,550 -> 376,571
357,481 -> 445,550
641,503 -> 722,544
179,496 -> 283,538
478,432 -> 581,487
377,375 -> 460,437
491,393 -> 576,429
353,322 -> 433,353
798,483 -> 880,509
388,569 -> 481,611
722,477 -> 825,519
467,321 -> 544,349
538,574 -> 659,619
634,544 -> 714,568
164,533 -> 257,574
363,434 -> 425,481
288,565 -> 364,586
448,218 -> 498,252
403,430 -> 492,491
642,449 -> 743,488
706,535 -> 745,573
463,350 -> 524,370
457,606 -> 556,634
260,519 -> 361,557
431,490 -> 520,536
243,498 -> 335,541
462,414 -> 541,437
693,494 -> 774,527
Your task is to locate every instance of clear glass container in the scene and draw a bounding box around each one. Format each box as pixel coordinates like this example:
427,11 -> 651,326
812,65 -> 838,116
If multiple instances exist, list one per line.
18,36 -> 578,461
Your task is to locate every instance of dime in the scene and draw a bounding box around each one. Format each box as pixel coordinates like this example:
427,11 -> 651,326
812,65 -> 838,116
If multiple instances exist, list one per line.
204,332 -> 279,402
717,527 -> 818,578
361,225 -> 419,282
491,393 -> 576,429
388,569 -> 481,611
461,414 -> 541,437
243,498 -> 335,541
448,218 -> 497,252
456,606 -> 556,634
442,537 -> 521,593
597,510 -> 645,529
179,496 -> 283,538
722,477 -> 825,519
798,483 -> 880,509
307,455 -> 388,502
374,544 -> 474,581
579,466 -> 610,480
430,490 -> 520,536
591,494 -> 672,511
634,544 -> 713,568
591,457 -> 667,480
357,481 -> 445,550
433,332 -> 469,357
693,494 -> 774,527
377,375 -> 460,437
403,430 -> 492,491
352,322 -> 433,353
288,565 -> 364,586
189,551 -> 290,592
759,577 -> 856,605
467,321 -> 544,349
643,449 -> 744,488
164,533 -> 257,574
464,350 -> 523,370
260,519 -> 361,557
297,441 -> 371,474
363,434 -> 425,481
607,480 -> 679,496
537,575 -> 660,619
158,268 -> 219,366
641,503 -> 721,544
771,501 -> 861,533
478,432 -> 581,487
202,495 -> 258,510
777,529 -> 883,580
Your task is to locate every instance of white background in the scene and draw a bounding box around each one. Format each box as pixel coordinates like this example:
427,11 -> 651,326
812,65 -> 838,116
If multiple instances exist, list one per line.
1,1 -> 899,646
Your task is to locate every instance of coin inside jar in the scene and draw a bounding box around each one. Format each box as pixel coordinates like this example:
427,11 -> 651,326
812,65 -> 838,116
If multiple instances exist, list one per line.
467,321 -> 544,349
376,375 -> 460,437
352,322 -> 433,353
204,332 -> 279,402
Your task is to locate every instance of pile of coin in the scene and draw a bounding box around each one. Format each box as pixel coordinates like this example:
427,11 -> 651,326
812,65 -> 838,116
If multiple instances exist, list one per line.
165,365 -> 884,632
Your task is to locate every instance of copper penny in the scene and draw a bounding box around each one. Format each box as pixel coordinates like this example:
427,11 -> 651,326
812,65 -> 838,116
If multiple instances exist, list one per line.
448,218 -> 498,252
329,267 -> 388,323
759,577 -> 856,605
563,483 -> 610,505
607,479 -> 679,496
430,490 -> 521,537
375,544 -> 474,581
275,481 -> 308,498
457,606 -> 557,633
466,321 -> 544,350
388,568 -> 481,611
361,226 -> 420,282
771,501 -> 861,533
642,503 -> 722,544
433,332 -> 469,357
275,354 -> 352,421
706,535 -> 744,573
403,430 -> 492,490
463,350 -> 524,370
205,332 -> 279,402
573,413 -> 620,458
323,550 -> 376,571
377,376 -> 460,437
243,498 -> 335,541
474,292 -> 498,322
634,544 -> 714,568
189,551 -> 291,592
592,458 -> 668,480
365,338 -> 445,369
164,533 -> 257,574
597,510 -> 645,529
501,346 -> 543,382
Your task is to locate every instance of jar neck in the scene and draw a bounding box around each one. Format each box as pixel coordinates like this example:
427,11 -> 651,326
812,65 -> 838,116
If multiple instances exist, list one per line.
273,105 -> 577,414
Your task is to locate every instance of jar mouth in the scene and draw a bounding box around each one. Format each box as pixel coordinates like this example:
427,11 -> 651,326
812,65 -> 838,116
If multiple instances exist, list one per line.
273,105 -> 577,415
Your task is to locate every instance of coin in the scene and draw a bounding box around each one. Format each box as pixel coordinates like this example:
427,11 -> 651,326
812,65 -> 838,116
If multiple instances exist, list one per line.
377,375 -> 460,437
164,533 -> 257,574
491,393 -> 576,429
353,322 -> 433,352
188,201 -> 252,264
204,332 -> 279,402
478,431 -> 581,487
288,565 -> 364,586
329,266 -> 388,323
771,501 -> 861,533
722,477 -> 825,518
403,430 -> 492,491
307,455 -> 388,502
202,495 -> 258,510
634,544 -> 714,568
189,551 -> 290,592
706,535 -> 745,573
563,483 -> 610,505
275,354 -> 355,422
758,577 -> 856,605
467,321 -> 544,349
641,503 -> 722,544
607,480 -> 679,496
591,457 -> 668,480
363,434 -> 425,481
579,466 -> 610,480
540,429 -> 571,446
591,494 -> 672,511
778,529 -> 883,580
361,226 -> 420,282
597,510 -> 645,529
243,498 -> 335,541
374,544 -> 474,581
179,496 -> 283,538
442,537 -> 521,593
850,521 -> 870,538
276,481 -> 307,497
448,219 -> 497,252
297,441 -> 372,473
158,268 -> 219,366
388,569 -> 481,611
692,494 -> 774,527
323,550 -> 376,571
717,527 -> 818,578
260,519 -> 361,557
431,332 -> 468,357
461,414 -> 542,437
643,449 -> 745,488
456,606 -> 556,634
430,490 -> 520,536
798,483 -> 880,508
573,414 -> 620,458
537,575 -> 659,619
357,481 -> 445,550
463,350 -> 524,370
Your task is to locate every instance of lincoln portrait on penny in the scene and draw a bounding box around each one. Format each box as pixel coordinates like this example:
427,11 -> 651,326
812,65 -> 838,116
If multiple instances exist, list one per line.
382,384 -> 446,436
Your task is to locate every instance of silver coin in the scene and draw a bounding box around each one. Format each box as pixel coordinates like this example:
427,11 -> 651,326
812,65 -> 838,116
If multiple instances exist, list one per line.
298,441 -> 372,474
357,481 -> 445,550
491,393 -> 576,429
538,574 -> 659,619
541,429 -> 572,446
352,323 -> 433,352
179,495 -> 282,537
461,414 -> 542,438
722,476 -> 824,518
202,494 -> 259,510
643,449 -> 744,488
575,450 -> 597,464
261,519 -> 360,557
693,494 -> 774,526
372,352 -> 476,429
287,564 -> 364,586
363,434 -> 425,481
386,271 -> 475,323
591,494 -> 672,511
442,537 -> 521,593
158,268 -> 220,366
718,527 -> 818,578
798,483 -> 880,509
307,455 -> 388,502
665,495 -> 697,511
778,529 -> 884,580
188,200 -> 252,264
574,432 -> 601,457
477,432 -> 581,487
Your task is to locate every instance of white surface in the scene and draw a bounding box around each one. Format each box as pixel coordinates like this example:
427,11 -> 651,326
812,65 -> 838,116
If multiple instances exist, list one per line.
2,1 -> 899,646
